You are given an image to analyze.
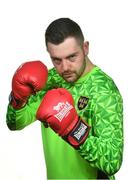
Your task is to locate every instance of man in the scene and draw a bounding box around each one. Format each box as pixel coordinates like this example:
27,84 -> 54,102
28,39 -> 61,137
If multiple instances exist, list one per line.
6,18 -> 123,179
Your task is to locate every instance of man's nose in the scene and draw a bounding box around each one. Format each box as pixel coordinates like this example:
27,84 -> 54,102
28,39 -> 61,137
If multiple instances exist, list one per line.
61,59 -> 69,71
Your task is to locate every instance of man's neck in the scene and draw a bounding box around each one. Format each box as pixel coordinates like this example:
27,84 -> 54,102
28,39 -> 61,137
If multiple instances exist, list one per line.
82,57 -> 95,76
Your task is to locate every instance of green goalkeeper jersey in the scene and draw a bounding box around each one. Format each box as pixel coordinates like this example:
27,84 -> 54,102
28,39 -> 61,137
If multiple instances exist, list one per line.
6,66 -> 123,179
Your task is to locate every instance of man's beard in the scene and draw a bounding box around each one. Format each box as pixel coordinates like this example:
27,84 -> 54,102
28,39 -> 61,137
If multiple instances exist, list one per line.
61,60 -> 86,83
62,71 -> 78,82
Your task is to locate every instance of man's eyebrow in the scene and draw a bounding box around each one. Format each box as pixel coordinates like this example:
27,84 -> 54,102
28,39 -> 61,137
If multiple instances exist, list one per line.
51,51 -> 78,60
66,52 -> 78,59
51,56 -> 61,60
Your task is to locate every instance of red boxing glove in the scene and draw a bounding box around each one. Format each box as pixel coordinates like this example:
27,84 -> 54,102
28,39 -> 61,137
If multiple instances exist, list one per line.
11,60 -> 48,109
36,88 -> 90,148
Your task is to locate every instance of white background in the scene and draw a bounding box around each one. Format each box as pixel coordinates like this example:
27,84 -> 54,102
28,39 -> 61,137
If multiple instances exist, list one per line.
0,0 -> 129,179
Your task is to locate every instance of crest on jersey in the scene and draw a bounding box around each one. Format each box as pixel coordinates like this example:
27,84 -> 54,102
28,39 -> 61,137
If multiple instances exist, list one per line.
78,96 -> 89,110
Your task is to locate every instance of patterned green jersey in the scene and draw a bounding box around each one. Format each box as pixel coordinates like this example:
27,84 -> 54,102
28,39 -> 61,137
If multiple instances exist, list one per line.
6,66 -> 123,179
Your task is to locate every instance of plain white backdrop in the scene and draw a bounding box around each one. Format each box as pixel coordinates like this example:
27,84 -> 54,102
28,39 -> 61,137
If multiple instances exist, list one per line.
0,0 -> 128,179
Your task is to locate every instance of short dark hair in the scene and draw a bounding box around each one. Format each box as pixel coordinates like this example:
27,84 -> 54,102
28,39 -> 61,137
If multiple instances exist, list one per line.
45,18 -> 84,47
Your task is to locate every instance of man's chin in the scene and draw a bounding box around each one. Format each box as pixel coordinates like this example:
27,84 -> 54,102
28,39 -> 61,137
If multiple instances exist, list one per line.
63,76 -> 77,83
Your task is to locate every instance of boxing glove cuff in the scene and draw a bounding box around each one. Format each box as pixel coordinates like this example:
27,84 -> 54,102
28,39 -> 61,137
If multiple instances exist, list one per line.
63,117 -> 91,149
9,91 -> 27,109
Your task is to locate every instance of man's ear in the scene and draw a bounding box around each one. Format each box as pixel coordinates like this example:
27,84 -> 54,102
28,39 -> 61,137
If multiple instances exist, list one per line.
83,41 -> 89,55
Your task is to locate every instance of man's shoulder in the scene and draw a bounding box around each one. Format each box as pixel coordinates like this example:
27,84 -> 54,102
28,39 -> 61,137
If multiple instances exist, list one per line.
91,66 -> 113,82
89,67 -> 120,94
48,67 -> 57,75
48,67 -> 61,80
47,68 -> 66,88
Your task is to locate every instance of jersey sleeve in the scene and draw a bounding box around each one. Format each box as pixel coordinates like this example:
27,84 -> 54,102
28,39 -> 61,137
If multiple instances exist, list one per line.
6,90 -> 46,130
78,89 -> 123,176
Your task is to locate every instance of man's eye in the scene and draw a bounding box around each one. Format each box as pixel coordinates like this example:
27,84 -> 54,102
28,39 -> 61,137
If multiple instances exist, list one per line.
52,59 -> 61,65
69,55 -> 76,61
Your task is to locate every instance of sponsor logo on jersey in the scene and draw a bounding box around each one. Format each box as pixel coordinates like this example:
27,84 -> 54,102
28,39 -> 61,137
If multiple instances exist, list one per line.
78,96 -> 89,110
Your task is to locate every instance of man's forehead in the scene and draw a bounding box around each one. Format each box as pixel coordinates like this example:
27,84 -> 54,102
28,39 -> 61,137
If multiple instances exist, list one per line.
47,37 -> 81,58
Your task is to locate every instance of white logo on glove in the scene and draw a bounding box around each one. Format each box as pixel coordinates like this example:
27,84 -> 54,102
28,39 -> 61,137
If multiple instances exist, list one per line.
53,101 -> 73,121
53,102 -> 65,112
